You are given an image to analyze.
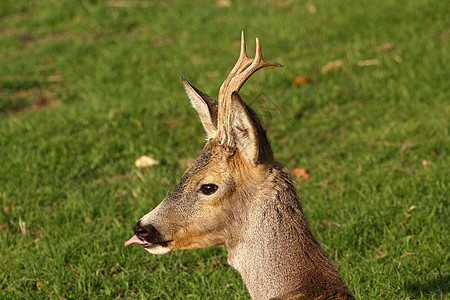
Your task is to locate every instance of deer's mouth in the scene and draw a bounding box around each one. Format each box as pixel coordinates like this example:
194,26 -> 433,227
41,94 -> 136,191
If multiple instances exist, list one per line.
124,234 -> 171,247
124,235 -> 172,254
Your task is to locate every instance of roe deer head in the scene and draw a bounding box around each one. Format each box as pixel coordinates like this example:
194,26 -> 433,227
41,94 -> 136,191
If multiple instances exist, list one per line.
125,32 -> 354,300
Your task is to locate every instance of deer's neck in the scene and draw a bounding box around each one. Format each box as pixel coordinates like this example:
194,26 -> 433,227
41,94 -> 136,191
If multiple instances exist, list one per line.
226,163 -> 350,300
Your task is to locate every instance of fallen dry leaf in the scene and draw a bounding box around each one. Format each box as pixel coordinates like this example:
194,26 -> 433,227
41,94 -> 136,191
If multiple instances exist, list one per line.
290,168 -> 311,180
293,75 -> 309,86
358,59 -> 379,67
307,4 -> 317,13
421,160 -> 431,168
217,0 -> 231,7
376,42 -> 395,52
320,59 -> 346,73
407,205 -> 417,213
393,55 -> 403,64
134,155 -> 160,168
376,251 -> 388,260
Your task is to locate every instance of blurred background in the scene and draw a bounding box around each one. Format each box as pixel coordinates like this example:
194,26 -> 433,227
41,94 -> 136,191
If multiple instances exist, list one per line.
0,0 -> 448,298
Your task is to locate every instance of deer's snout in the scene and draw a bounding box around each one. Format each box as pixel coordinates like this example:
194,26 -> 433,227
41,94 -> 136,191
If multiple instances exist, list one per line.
133,221 -> 165,244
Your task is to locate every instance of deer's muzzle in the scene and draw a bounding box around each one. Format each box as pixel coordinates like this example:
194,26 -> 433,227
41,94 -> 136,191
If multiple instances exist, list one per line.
124,221 -> 172,254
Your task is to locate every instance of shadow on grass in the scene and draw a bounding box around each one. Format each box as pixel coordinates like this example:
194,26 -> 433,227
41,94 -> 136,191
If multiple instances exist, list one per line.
404,274 -> 449,298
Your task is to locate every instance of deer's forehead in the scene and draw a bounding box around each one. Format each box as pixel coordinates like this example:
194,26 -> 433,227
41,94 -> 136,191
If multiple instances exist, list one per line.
182,141 -> 228,180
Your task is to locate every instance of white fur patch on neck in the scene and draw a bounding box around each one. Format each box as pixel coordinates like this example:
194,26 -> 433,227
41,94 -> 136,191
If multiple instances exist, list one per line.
145,245 -> 172,255
227,243 -> 247,272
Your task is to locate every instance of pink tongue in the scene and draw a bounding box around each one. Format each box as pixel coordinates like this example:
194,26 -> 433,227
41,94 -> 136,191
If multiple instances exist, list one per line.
124,235 -> 148,247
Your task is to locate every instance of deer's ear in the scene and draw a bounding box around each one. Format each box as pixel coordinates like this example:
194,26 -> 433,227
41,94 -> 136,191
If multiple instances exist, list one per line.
182,76 -> 218,140
230,91 -> 273,166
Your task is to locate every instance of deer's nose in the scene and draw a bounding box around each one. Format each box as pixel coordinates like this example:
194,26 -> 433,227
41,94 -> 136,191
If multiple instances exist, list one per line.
133,221 -> 165,244
133,221 -> 149,238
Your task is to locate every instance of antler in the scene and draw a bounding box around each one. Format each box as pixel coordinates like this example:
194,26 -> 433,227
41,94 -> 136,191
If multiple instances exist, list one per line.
217,31 -> 283,148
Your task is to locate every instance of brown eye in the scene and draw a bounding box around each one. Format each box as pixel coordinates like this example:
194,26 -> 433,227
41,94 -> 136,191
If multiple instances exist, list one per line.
200,184 -> 218,195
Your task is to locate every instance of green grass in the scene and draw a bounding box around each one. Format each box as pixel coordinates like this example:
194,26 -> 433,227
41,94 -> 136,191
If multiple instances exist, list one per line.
0,0 -> 448,298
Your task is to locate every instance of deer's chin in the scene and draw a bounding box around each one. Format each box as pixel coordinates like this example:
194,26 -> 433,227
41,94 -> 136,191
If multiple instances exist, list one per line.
142,240 -> 173,255
144,244 -> 172,255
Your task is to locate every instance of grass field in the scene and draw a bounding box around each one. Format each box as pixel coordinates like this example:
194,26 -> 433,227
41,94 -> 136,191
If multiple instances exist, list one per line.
0,0 -> 448,299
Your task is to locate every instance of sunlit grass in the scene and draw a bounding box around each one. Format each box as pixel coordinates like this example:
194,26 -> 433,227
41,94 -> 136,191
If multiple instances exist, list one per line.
0,0 -> 448,298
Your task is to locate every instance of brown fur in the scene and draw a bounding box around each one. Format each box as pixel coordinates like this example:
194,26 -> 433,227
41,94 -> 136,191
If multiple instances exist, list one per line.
138,137 -> 354,299
132,34 -> 354,300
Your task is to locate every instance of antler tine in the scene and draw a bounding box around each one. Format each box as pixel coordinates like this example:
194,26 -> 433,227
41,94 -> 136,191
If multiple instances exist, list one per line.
218,31 -> 252,102
229,37 -> 283,93
217,32 -> 283,149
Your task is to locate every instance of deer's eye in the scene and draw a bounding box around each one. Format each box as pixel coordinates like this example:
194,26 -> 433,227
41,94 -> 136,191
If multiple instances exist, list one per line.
200,184 -> 218,195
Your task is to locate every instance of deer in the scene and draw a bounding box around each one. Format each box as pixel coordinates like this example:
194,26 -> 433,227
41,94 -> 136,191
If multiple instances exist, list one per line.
125,32 -> 354,300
